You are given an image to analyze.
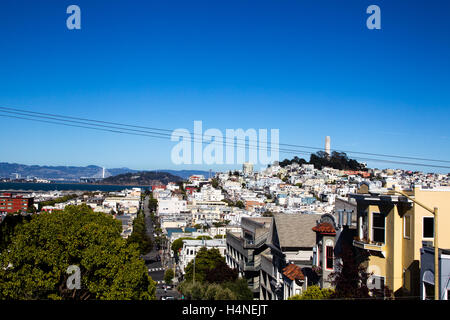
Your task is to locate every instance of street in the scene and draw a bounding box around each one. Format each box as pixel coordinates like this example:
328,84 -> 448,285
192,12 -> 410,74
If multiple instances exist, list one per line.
142,195 -> 181,300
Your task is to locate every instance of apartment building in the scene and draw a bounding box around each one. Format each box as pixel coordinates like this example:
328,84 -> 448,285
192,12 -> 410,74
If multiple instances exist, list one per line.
0,193 -> 34,213
259,214 -> 318,300
349,183 -> 450,297
157,197 -> 187,216
226,217 -> 272,298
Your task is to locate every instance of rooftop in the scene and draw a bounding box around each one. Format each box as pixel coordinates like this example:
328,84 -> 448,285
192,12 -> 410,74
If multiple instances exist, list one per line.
282,263 -> 304,281
312,222 -> 336,235
273,214 -> 318,248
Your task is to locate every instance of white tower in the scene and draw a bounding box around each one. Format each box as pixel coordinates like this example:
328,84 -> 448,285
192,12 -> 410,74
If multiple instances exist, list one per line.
325,136 -> 331,156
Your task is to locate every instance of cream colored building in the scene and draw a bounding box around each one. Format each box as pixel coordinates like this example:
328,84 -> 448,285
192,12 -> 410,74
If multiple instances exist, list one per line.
350,184 -> 450,297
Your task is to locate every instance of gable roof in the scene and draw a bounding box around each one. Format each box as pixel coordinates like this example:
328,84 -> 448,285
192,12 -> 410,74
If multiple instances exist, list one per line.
282,264 -> 305,281
272,214 -> 318,248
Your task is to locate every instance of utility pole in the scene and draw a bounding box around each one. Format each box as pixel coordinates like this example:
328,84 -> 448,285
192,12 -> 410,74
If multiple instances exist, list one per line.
193,255 -> 196,284
391,189 -> 439,300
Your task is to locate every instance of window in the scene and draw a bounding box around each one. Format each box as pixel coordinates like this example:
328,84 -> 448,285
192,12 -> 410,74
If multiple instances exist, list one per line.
423,217 -> 434,238
326,246 -> 333,270
404,215 -> 411,239
424,283 -> 434,300
372,212 -> 385,243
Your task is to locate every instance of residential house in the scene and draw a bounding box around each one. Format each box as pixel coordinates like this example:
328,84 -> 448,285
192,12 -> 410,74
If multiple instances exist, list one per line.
349,183 -> 450,297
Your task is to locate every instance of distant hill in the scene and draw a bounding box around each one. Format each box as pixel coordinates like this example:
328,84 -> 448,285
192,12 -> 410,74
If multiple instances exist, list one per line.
0,163 -> 213,181
279,151 -> 367,171
155,170 -> 214,179
0,163 -> 106,180
97,171 -> 183,186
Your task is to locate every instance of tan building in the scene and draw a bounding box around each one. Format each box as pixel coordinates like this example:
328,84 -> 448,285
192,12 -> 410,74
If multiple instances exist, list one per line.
350,183 -> 450,297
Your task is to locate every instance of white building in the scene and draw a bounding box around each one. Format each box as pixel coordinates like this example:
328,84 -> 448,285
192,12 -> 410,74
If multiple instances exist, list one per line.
178,239 -> 227,274
157,197 -> 187,216
243,162 -> 254,176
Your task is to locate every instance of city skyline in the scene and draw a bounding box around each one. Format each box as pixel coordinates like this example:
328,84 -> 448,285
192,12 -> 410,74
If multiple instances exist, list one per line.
0,0 -> 449,173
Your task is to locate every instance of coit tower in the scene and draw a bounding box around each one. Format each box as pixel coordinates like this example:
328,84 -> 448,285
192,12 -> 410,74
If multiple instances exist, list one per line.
325,136 -> 331,156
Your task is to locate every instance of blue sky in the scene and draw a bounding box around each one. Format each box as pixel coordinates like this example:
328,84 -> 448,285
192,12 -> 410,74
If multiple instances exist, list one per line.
0,0 -> 449,173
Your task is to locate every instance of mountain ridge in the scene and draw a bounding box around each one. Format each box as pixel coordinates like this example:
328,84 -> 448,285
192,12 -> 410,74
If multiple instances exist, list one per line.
0,162 -> 213,180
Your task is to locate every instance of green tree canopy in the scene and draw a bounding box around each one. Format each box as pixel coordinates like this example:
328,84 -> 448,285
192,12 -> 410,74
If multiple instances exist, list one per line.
288,285 -> 334,300
127,213 -> 153,255
164,268 -> 175,285
0,204 -> 156,300
210,178 -> 219,189
177,249 -> 252,300
329,244 -> 393,299
184,247 -> 224,283
196,235 -> 212,240
235,201 -> 245,209
171,237 -> 195,256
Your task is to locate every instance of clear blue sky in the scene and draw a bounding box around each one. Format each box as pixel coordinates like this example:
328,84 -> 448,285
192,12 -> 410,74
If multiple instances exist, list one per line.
0,0 -> 449,173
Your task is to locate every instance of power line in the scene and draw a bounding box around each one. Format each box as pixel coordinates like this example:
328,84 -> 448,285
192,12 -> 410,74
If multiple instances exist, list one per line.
1,106 -> 449,164
2,112 -> 450,169
0,113 -> 310,156
1,108 -> 450,169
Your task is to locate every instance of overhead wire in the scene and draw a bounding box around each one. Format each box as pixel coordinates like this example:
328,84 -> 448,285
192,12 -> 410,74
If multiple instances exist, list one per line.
1,107 -> 449,169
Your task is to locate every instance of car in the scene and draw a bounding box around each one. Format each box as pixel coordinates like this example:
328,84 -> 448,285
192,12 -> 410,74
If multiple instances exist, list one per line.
165,296 -> 175,300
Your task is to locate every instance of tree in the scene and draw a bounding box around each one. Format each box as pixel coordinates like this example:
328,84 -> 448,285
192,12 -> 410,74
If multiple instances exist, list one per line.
205,260 -> 238,283
0,214 -> 31,252
148,195 -> 158,212
196,235 -> 212,240
329,244 -> 392,299
178,281 -> 241,300
178,281 -> 206,300
211,178 -> 219,189
288,285 -> 334,300
127,213 -> 153,255
235,201 -> 245,209
184,248 -> 224,283
171,237 -> 195,257
164,269 -> 175,285
213,287 -> 236,300
179,248 -> 252,300
0,204 -> 156,300
221,278 -> 253,300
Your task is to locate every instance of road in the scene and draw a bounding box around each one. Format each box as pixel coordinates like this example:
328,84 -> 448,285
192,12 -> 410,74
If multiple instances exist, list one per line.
142,195 -> 180,300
